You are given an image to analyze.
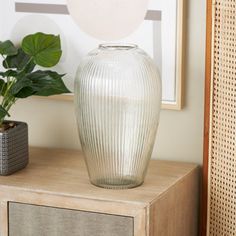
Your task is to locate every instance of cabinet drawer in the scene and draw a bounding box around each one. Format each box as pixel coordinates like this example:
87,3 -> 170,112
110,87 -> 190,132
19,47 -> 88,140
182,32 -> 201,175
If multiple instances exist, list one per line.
9,202 -> 134,236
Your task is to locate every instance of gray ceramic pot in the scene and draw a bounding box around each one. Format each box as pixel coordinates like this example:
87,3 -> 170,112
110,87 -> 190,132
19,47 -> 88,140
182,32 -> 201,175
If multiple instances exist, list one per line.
0,121 -> 28,175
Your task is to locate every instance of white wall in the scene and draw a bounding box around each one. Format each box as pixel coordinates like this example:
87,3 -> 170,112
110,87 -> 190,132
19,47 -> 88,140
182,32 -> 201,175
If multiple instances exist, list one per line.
10,0 -> 206,164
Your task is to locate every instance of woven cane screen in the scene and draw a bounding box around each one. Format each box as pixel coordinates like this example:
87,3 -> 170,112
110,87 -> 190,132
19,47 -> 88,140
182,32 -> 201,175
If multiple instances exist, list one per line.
208,0 -> 236,235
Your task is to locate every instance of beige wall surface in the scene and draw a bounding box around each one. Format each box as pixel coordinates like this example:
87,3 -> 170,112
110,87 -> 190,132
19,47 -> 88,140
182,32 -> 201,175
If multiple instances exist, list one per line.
10,0 -> 206,164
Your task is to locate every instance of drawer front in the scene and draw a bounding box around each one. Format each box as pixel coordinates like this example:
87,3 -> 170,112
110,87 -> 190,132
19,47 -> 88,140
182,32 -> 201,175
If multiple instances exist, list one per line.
9,202 -> 134,236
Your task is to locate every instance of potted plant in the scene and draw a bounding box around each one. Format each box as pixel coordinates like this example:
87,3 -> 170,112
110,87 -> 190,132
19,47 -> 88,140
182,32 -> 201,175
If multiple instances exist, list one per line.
0,32 -> 70,175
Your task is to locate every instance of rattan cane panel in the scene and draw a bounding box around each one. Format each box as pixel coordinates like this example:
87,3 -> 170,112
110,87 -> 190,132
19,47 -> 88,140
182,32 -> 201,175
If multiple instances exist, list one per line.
208,0 -> 236,235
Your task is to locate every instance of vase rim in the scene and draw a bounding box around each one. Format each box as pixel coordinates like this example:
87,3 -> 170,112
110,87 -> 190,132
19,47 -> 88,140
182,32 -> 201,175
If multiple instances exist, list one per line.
99,43 -> 138,51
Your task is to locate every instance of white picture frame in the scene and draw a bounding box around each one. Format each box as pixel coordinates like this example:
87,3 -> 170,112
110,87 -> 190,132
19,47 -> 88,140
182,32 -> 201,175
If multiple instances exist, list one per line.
0,0 -> 185,110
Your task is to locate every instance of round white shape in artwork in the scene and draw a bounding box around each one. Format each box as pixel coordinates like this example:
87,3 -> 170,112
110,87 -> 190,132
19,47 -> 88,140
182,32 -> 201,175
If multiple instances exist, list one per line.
66,0 -> 150,41
10,14 -> 67,61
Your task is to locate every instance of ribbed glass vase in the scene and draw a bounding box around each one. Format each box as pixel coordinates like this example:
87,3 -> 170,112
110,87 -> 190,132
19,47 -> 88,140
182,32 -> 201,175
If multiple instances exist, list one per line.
75,44 -> 161,189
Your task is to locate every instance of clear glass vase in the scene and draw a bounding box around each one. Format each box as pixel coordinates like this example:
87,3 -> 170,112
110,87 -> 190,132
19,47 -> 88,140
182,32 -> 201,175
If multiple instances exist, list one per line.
75,44 -> 161,189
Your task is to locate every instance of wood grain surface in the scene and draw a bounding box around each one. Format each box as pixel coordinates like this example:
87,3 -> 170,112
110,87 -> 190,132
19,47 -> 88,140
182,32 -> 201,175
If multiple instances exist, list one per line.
0,147 -> 199,236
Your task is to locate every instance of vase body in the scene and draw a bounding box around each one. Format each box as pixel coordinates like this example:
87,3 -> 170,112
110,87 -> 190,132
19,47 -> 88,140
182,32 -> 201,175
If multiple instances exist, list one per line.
75,44 -> 161,189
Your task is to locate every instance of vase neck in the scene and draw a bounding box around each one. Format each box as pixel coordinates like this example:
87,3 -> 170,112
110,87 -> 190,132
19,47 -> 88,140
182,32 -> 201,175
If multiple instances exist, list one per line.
99,44 -> 138,51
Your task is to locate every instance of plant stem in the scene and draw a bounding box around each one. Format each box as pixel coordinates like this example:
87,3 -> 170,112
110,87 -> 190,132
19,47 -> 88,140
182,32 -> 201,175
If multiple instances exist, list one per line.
0,77 -> 17,126
0,54 -> 18,126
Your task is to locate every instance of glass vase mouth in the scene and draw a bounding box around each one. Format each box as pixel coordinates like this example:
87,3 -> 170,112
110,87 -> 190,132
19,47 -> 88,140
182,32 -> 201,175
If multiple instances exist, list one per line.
99,43 -> 138,51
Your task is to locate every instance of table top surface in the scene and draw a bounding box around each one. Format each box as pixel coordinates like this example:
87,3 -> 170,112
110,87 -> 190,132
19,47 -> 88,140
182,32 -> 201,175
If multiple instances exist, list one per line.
0,147 -> 198,205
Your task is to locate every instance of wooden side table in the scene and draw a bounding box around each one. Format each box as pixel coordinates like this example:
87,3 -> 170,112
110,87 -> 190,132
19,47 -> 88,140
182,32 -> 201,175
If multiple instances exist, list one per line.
0,147 -> 199,236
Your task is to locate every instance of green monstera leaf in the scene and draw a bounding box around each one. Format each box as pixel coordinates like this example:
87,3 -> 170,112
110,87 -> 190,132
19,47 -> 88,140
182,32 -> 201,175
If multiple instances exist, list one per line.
11,70 -> 70,98
0,70 -> 18,78
22,32 -> 62,67
0,40 -> 18,56
3,48 -> 35,72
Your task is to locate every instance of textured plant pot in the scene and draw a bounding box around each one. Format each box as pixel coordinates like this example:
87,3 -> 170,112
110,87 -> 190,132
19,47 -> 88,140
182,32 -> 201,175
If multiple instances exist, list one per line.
0,121 -> 28,176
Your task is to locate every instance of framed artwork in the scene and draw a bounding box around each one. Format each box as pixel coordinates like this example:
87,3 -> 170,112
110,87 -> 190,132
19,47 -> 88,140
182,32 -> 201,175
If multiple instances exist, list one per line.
0,0 -> 185,110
